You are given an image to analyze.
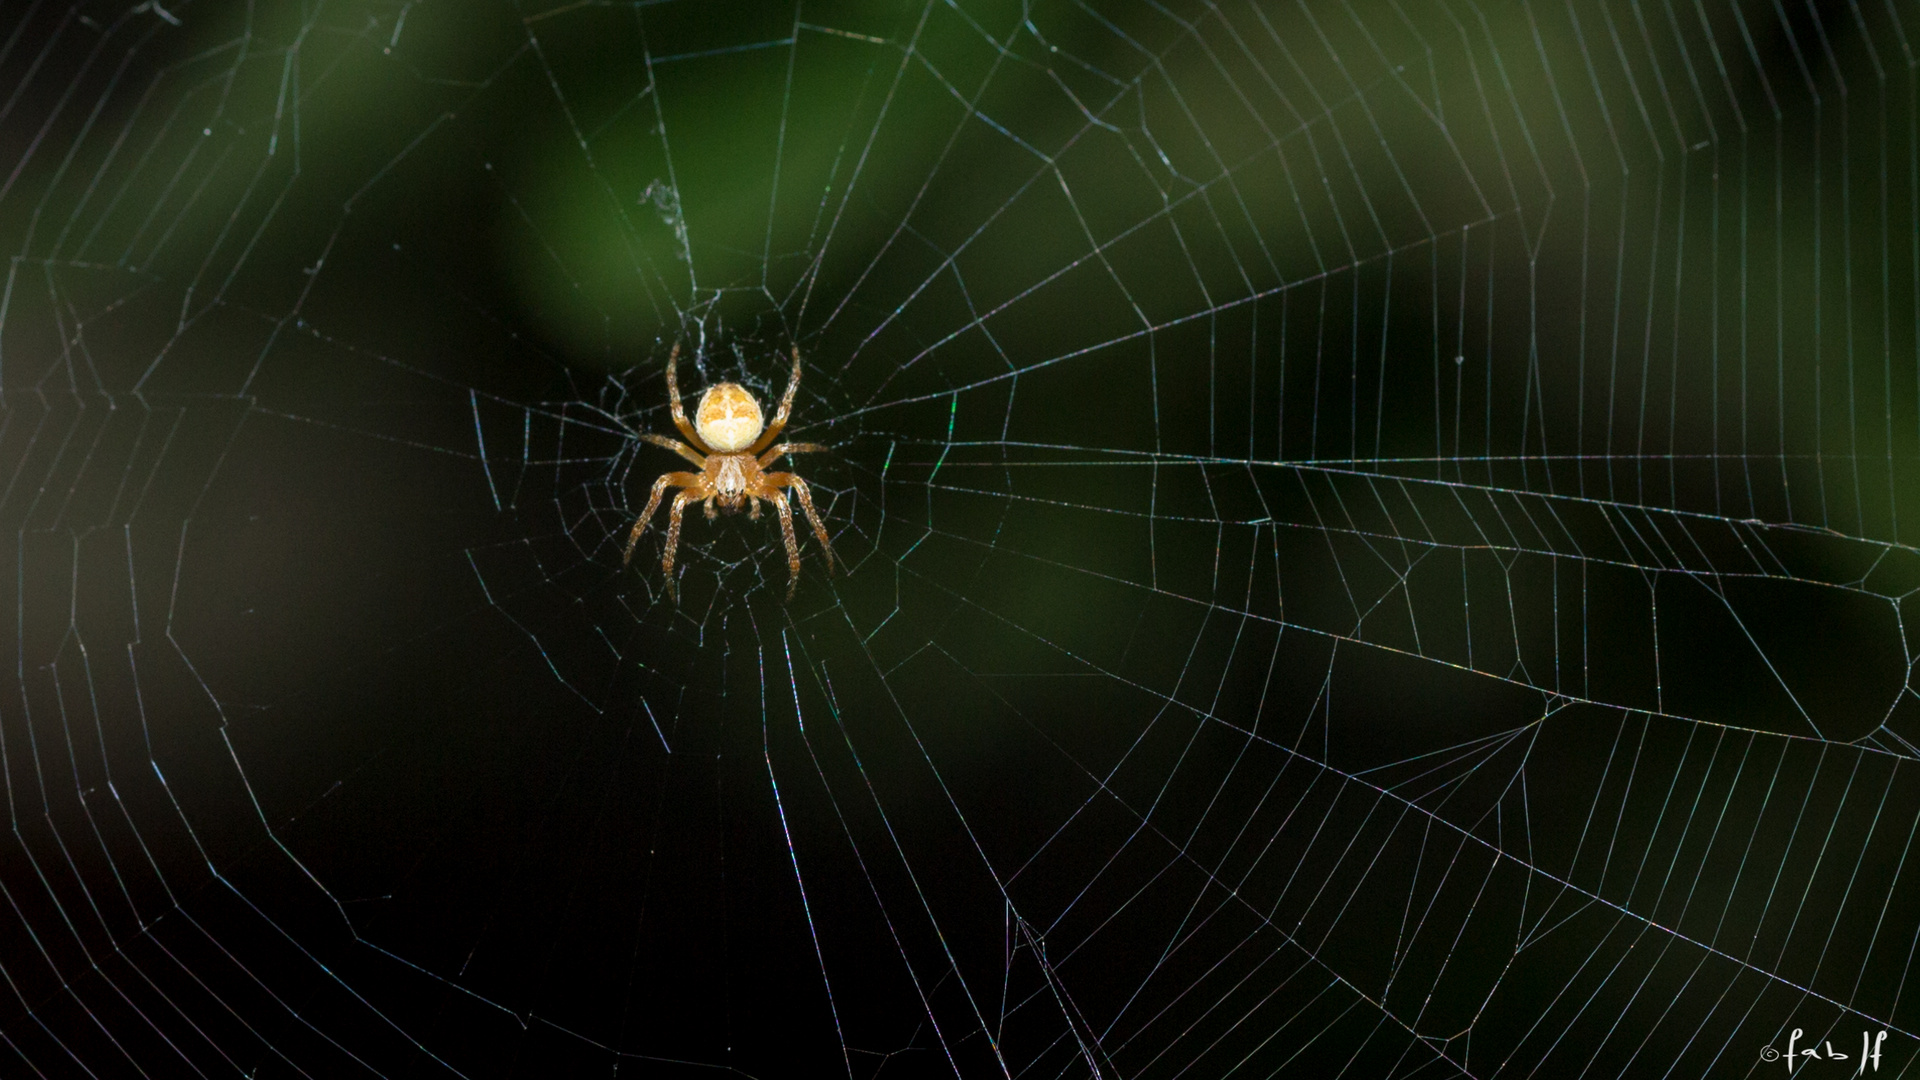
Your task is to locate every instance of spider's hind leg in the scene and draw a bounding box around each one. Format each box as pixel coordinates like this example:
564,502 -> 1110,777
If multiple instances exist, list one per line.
749,345 -> 805,455
664,342 -> 710,453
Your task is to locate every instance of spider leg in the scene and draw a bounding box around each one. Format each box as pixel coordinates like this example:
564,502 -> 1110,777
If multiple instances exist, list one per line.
757,441 -> 828,467
767,472 -> 834,574
770,489 -> 802,599
664,342 -> 712,454
748,495 -> 762,522
662,488 -> 700,578
748,345 -> 804,455
624,471 -> 702,564
641,432 -> 706,467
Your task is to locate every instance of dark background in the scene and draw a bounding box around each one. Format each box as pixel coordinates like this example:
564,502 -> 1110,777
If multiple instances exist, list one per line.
0,0 -> 1916,1076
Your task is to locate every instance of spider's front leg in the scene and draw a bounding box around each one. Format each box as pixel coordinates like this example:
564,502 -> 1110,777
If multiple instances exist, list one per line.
767,472 -> 835,573
662,489 -> 701,578
770,492 -> 802,599
625,471 -> 701,564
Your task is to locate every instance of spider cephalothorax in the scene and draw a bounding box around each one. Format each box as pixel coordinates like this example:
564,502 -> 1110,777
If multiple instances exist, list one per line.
623,343 -> 834,598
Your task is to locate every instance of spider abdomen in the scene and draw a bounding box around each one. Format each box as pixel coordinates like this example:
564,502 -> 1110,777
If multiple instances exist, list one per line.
695,383 -> 765,452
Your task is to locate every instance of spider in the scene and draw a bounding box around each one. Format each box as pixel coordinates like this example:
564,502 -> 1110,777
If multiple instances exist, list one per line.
623,342 -> 834,598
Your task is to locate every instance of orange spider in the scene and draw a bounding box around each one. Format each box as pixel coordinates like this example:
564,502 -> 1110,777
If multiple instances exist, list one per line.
623,342 -> 834,597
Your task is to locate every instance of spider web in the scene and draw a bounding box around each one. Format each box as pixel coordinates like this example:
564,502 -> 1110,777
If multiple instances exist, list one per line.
1,0 -> 1917,1076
